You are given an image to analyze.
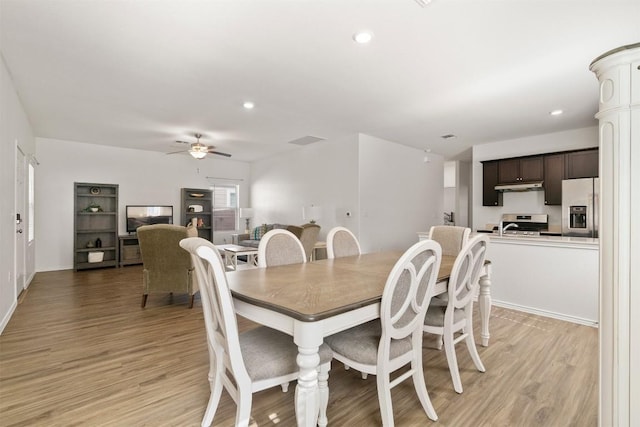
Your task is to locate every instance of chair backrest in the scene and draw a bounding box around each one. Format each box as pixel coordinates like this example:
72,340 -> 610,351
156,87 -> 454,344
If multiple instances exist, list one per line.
299,223 -> 321,261
137,224 -> 198,292
379,239 -> 441,354
428,226 -> 471,257
447,234 -> 489,310
286,225 -> 303,239
179,237 -> 251,386
326,226 -> 361,259
257,229 -> 307,267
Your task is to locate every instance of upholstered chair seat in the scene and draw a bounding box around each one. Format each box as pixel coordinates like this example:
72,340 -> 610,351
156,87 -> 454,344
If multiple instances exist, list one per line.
240,327 -> 333,382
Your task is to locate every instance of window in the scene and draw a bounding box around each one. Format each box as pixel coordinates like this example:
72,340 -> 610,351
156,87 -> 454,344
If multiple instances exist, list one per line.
28,163 -> 35,242
211,184 -> 238,232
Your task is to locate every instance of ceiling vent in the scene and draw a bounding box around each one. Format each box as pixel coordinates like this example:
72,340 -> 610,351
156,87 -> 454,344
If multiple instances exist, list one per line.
288,135 -> 326,146
414,0 -> 433,7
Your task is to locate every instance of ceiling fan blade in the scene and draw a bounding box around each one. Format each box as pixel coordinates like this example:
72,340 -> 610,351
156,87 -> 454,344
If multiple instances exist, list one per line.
208,150 -> 232,158
175,140 -> 190,145
166,149 -> 188,155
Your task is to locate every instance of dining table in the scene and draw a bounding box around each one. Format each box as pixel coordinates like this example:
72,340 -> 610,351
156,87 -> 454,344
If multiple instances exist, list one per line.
226,251 -> 492,427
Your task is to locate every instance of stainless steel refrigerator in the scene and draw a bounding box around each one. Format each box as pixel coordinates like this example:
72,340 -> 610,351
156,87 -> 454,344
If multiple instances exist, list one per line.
562,178 -> 599,238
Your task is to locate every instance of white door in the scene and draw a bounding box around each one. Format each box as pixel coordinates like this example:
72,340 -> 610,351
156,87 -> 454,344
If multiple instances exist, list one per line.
15,148 -> 26,296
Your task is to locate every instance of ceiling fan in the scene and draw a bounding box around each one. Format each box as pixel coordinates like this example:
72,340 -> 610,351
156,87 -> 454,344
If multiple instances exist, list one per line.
167,133 -> 232,159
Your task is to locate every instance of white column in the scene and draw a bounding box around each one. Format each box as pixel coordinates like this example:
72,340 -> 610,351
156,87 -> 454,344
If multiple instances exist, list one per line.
589,43 -> 640,427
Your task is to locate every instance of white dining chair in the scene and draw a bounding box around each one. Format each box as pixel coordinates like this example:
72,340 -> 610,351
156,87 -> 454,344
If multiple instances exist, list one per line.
326,226 -> 361,259
179,237 -> 333,427
325,239 -> 442,425
428,225 -> 470,257
423,234 -> 488,394
257,229 -> 307,268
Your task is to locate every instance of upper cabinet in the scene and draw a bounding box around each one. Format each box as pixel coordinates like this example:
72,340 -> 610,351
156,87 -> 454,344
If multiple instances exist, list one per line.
481,148 -> 599,207
543,153 -> 565,205
498,155 -> 544,183
566,148 -> 599,179
482,160 -> 503,206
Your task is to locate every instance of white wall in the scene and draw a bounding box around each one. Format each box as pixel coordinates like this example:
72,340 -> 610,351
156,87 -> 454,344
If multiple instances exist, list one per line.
456,160 -> 471,227
358,134 -> 443,253
35,138 -> 251,271
251,134 -> 360,239
251,133 -> 444,253
472,127 -> 599,230
1,56 -> 36,333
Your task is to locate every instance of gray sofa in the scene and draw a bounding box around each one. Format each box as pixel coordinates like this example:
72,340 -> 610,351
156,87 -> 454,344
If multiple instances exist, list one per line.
237,223 -> 302,248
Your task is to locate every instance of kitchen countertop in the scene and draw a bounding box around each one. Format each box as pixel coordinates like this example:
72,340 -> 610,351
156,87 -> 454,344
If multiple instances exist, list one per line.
474,232 -> 598,249
417,229 -> 598,250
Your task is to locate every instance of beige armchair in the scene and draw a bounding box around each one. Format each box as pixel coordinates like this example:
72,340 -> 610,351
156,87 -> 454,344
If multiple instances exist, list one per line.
299,223 -> 321,261
137,224 -> 199,308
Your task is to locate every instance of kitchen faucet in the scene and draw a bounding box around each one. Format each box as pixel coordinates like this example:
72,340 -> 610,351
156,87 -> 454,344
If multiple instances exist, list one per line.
499,221 -> 519,236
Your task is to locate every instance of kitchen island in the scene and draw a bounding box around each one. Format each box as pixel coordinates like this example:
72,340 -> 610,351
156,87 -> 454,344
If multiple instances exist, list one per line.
417,231 -> 599,326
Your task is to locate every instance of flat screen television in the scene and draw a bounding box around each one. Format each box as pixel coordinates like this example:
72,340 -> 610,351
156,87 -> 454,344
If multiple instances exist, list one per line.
126,205 -> 173,233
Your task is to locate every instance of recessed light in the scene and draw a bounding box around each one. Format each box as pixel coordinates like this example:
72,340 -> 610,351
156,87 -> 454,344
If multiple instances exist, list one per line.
550,109 -> 563,116
353,31 -> 373,44
243,101 -> 255,109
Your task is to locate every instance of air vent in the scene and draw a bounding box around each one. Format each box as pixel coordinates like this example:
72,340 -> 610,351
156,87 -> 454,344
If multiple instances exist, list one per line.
288,136 -> 326,146
414,0 -> 433,7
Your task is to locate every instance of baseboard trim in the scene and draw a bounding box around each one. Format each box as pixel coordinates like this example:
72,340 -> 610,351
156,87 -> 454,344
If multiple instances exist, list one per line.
493,300 -> 598,328
0,300 -> 18,335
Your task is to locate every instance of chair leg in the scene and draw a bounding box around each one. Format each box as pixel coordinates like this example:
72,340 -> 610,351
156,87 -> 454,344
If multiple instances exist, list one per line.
376,371 -> 394,427
141,294 -> 148,308
189,294 -> 195,309
443,328 -> 463,393
464,326 -> 486,372
436,334 -> 444,350
412,351 -> 438,421
201,360 -> 223,427
235,388 -> 253,427
318,362 -> 330,427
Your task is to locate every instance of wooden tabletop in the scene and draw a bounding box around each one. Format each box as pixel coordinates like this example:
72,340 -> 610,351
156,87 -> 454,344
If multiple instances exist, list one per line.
227,252 -> 456,322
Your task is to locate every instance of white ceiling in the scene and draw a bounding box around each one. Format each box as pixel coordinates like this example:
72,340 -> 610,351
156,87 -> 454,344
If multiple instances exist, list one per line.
1,0 -> 638,162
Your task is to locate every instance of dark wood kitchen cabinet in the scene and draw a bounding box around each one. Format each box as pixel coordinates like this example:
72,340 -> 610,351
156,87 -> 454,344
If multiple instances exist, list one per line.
543,153 -> 565,205
498,155 -> 543,183
566,148 -> 599,179
482,160 -> 503,206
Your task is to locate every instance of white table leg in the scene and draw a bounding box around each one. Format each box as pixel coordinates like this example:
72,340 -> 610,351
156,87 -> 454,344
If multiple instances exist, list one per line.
294,321 -> 322,427
478,263 -> 492,347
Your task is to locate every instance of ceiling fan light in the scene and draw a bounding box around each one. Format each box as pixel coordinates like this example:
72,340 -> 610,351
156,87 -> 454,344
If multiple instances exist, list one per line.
189,143 -> 209,159
189,150 -> 207,159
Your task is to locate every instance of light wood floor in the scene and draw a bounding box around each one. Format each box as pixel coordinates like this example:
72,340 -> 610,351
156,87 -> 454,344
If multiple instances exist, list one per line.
1,266 -> 598,426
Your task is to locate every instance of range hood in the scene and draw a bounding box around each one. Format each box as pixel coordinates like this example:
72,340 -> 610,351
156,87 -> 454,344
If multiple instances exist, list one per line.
495,181 -> 544,192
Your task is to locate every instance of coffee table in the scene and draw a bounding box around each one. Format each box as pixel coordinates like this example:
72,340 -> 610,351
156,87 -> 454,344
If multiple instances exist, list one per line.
217,244 -> 259,271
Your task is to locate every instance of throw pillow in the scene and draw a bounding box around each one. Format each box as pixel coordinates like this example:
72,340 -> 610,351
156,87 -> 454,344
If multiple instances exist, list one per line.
251,224 -> 268,240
